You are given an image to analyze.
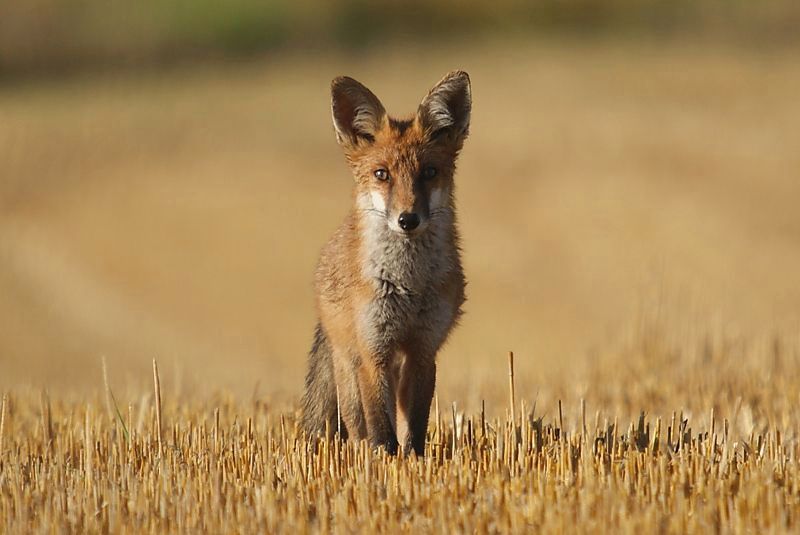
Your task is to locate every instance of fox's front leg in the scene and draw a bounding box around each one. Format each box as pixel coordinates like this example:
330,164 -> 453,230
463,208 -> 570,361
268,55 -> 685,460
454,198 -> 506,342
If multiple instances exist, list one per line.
397,355 -> 436,456
331,349 -> 368,440
355,352 -> 399,454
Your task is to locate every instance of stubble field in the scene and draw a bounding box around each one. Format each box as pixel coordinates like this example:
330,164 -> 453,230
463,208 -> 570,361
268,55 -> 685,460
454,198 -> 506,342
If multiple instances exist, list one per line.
1,39 -> 800,532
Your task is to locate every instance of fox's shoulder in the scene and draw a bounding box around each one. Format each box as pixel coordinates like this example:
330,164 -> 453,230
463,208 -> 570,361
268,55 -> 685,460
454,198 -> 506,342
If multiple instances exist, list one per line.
314,211 -> 364,301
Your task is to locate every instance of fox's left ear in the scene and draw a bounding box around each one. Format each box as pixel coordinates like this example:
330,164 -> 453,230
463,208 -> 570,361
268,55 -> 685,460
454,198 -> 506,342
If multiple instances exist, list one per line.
417,71 -> 471,144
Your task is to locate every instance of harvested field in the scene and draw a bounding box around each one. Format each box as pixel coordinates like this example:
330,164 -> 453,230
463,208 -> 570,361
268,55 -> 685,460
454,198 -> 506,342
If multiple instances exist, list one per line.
2,332 -> 800,532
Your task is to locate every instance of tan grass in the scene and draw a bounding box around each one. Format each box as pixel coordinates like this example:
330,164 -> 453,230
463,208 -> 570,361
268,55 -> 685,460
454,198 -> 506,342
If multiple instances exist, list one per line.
0,394 -> 6,459
153,359 -> 163,455
1,334 -> 799,533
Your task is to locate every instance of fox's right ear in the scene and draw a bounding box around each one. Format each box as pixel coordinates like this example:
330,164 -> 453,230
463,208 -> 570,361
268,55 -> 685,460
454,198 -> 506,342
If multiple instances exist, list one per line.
331,76 -> 386,148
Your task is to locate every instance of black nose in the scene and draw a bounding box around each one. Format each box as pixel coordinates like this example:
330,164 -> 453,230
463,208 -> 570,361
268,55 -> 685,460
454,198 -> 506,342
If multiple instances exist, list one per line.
398,212 -> 420,231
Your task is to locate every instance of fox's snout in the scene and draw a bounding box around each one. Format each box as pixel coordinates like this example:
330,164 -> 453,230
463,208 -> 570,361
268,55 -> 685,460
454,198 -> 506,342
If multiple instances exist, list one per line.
385,205 -> 427,235
365,184 -> 431,235
397,212 -> 420,231
381,192 -> 429,235
389,209 -> 425,235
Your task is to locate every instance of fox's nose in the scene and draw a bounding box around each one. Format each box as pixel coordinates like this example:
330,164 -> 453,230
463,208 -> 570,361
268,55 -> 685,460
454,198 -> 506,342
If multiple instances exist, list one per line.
398,212 -> 420,231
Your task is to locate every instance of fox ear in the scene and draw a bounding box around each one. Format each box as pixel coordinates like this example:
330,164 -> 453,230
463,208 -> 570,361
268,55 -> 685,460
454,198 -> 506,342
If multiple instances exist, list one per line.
331,76 -> 386,147
417,70 -> 471,144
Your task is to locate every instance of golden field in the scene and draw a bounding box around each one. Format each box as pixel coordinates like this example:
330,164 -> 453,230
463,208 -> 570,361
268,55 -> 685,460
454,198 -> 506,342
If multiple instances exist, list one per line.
1,341 -> 799,532
1,38 -> 800,532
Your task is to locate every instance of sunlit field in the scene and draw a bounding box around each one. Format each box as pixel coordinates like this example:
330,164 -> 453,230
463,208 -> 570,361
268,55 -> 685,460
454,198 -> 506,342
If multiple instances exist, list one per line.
2,337 -> 799,532
2,38 -> 800,531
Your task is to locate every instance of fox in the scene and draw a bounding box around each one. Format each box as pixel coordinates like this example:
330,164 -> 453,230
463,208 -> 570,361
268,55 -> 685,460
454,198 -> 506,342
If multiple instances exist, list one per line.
300,71 -> 471,456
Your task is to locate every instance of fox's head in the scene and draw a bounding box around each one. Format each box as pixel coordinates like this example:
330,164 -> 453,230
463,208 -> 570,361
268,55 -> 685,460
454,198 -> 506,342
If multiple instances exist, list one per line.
331,71 -> 471,236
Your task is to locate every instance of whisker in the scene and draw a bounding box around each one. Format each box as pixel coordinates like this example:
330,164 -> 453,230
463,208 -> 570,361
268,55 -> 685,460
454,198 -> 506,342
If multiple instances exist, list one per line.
357,208 -> 388,217
429,209 -> 452,219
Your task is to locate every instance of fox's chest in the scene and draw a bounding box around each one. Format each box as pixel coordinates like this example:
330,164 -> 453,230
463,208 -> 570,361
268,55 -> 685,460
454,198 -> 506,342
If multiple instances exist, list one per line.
357,230 -> 460,353
361,213 -> 454,281
362,231 -> 450,297
358,279 -> 457,358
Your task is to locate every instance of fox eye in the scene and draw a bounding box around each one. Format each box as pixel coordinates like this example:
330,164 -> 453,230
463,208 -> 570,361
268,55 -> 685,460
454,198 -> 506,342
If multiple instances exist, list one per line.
422,166 -> 437,180
374,169 -> 389,181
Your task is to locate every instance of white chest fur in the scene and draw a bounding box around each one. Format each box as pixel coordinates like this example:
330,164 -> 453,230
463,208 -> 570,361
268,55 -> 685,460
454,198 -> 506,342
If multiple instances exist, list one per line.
359,208 -> 453,295
356,194 -> 457,353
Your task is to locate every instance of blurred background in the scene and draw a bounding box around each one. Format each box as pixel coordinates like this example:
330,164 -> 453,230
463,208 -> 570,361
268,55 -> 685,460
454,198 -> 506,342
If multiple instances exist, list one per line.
1,1 -> 799,407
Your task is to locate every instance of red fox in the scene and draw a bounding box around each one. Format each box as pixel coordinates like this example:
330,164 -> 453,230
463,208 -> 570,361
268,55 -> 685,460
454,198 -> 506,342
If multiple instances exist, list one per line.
301,71 -> 471,455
